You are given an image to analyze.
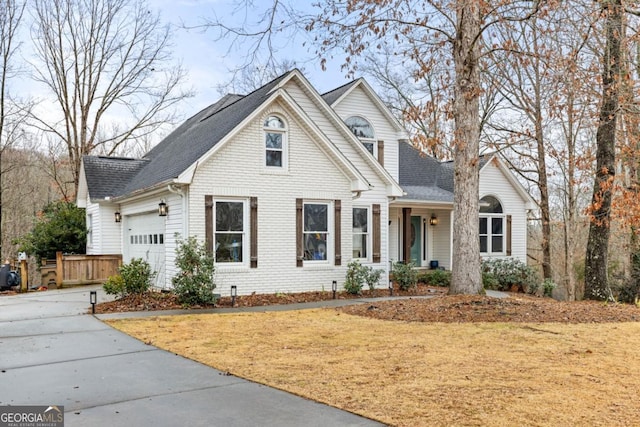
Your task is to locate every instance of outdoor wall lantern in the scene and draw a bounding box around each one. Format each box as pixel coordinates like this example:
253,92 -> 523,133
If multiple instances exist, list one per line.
231,285 -> 237,307
429,214 -> 438,226
90,290 -> 97,314
389,279 -> 393,296
158,200 -> 168,216
114,211 -> 122,223
332,280 -> 337,299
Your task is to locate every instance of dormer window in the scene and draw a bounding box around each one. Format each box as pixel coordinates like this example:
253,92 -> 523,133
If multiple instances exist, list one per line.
345,116 -> 376,157
264,115 -> 287,168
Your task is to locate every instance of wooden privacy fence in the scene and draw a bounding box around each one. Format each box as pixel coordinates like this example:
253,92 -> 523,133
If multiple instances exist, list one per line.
41,252 -> 122,288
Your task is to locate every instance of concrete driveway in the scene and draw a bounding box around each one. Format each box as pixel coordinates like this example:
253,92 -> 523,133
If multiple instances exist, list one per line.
0,286 -> 383,426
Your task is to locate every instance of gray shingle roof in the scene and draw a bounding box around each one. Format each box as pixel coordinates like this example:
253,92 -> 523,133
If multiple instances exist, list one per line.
83,156 -> 148,201
83,72 -> 291,200
398,144 -> 496,202
398,142 -> 454,202
82,69 -> 491,206
321,80 -> 358,106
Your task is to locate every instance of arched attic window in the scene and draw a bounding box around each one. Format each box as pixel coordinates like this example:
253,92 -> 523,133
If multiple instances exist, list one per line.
345,116 -> 377,158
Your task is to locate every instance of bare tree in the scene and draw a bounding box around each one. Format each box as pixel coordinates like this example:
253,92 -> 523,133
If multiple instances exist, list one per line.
215,59 -> 305,95
0,0 -> 30,259
29,0 -> 193,195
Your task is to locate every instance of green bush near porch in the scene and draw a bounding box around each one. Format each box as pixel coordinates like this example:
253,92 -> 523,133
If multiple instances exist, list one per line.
417,269 -> 451,287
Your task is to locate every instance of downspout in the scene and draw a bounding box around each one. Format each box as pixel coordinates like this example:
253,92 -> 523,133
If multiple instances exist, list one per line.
449,209 -> 454,270
167,183 -> 187,237
166,183 -> 186,290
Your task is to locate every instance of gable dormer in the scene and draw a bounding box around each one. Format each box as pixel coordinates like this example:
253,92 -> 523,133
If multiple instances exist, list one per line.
323,79 -> 408,182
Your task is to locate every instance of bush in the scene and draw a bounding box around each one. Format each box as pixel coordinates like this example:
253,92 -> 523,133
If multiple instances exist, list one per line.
392,261 -> 417,291
481,258 -> 539,293
344,260 -> 367,295
103,274 -> 125,297
365,267 -> 384,292
418,269 -> 451,287
17,201 -> 87,263
103,258 -> 155,298
172,235 -> 217,306
482,271 -> 500,290
120,258 -> 155,294
542,278 -> 557,298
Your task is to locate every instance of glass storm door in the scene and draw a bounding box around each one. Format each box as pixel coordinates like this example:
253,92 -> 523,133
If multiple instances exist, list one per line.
410,216 -> 422,265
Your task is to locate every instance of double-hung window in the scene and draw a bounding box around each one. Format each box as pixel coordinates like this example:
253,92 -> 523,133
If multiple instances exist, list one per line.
303,202 -> 330,261
264,115 -> 286,168
479,196 -> 504,255
215,199 -> 246,263
352,207 -> 369,259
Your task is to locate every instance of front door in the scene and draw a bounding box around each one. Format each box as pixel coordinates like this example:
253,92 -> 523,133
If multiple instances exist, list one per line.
410,216 -> 421,265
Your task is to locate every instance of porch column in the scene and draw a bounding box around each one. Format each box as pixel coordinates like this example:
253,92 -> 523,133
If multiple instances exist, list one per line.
402,207 -> 412,264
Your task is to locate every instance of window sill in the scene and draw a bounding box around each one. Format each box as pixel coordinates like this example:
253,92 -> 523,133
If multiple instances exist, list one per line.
216,264 -> 250,273
302,263 -> 336,270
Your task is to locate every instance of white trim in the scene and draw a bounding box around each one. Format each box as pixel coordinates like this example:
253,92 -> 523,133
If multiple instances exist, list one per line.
302,200 -> 333,265
263,113 -> 289,171
213,197 -> 250,268
352,205 -> 371,262
281,70 -> 405,197
481,155 -> 536,210
328,78 -> 409,138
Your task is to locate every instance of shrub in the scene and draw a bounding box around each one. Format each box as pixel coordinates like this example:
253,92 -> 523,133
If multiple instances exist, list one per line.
392,261 -> 417,291
344,260 -> 367,295
103,274 -> 125,297
482,271 -> 500,290
542,278 -> 557,298
120,258 -> 155,294
103,258 -> 155,298
17,201 -> 87,263
418,269 -> 451,287
481,258 -> 539,293
365,267 -> 384,292
172,235 -> 217,306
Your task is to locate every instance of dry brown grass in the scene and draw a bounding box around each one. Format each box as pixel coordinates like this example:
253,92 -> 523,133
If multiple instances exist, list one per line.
107,309 -> 640,426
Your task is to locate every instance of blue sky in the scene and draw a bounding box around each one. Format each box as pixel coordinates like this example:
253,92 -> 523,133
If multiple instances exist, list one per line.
151,0 -> 351,116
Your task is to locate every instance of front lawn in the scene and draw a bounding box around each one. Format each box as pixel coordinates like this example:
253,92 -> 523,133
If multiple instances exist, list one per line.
107,297 -> 640,426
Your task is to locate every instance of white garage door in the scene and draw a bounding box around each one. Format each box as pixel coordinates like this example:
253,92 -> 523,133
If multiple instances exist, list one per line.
125,213 -> 166,288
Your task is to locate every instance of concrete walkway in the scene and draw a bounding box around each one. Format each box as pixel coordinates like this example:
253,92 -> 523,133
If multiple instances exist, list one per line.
0,286 -> 384,426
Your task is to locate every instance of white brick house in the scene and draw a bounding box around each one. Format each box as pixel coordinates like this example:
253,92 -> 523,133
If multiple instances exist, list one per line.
77,70 -> 534,294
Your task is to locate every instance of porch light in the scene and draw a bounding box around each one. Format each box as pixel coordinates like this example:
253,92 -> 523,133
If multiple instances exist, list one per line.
90,290 -> 97,314
429,214 -> 438,226
114,211 -> 122,223
231,285 -> 237,307
158,200 -> 168,216
332,280 -> 337,299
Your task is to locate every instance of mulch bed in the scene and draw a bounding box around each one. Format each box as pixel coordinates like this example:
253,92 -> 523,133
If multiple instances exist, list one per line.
91,285 -> 640,323
92,284 -> 446,313
340,294 -> 640,323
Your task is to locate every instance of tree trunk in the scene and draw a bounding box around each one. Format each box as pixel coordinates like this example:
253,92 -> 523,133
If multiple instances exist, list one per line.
449,2 -> 482,295
585,0 -> 621,301
535,109 -> 553,280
